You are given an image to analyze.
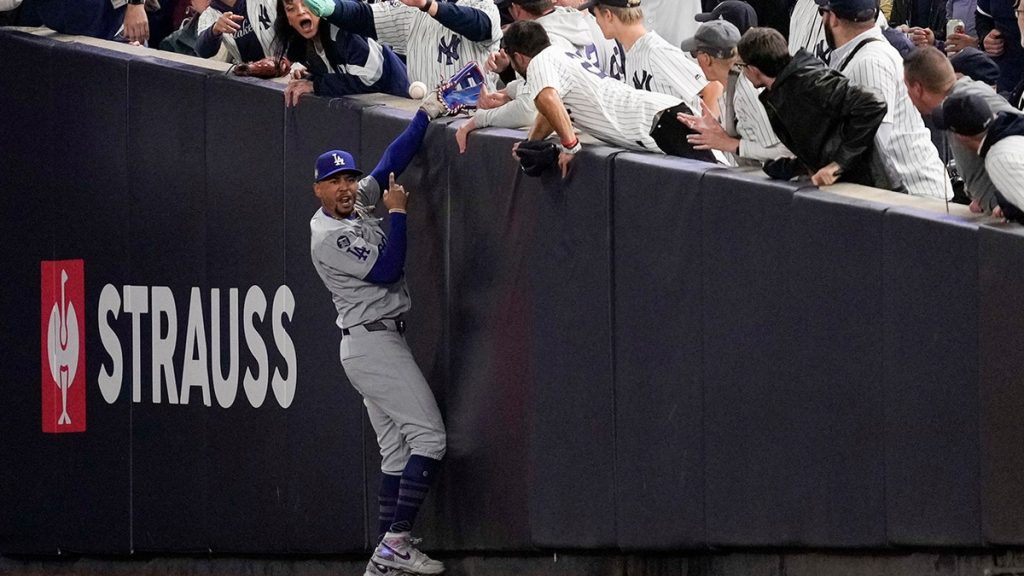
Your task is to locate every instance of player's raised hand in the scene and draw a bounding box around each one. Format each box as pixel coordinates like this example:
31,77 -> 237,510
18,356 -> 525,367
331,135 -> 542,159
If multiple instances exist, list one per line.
383,172 -> 409,212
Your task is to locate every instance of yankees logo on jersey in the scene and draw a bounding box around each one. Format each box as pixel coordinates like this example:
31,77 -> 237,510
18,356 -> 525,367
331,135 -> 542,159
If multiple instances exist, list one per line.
258,3 -> 272,29
438,34 -> 461,65
624,31 -> 707,108
633,69 -> 653,91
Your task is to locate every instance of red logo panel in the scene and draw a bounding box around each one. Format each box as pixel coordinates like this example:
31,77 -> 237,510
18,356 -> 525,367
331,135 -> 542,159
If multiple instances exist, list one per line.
41,260 -> 86,433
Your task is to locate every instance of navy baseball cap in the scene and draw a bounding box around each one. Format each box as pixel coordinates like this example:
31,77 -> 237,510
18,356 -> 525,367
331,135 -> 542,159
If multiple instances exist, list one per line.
314,150 -> 363,182
695,1 -> 758,34
815,0 -> 878,21
680,19 -> 742,58
950,47 -> 1000,86
931,92 -> 994,136
579,0 -> 641,10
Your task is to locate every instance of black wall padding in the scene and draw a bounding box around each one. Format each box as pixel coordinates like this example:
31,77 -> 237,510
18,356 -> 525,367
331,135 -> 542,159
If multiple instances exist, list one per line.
51,42 -> 134,554
786,191 -> 888,547
0,30 -> 62,555
883,208 -> 981,546
700,170 -> 801,546
978,225 -> 1024,545
355,106 -> 454,550
612,154 -> 716,550
444,126 -> 536,551
6,29 -> 1024,555
126,57 -> 214,554
202,76 -> 291,553
526,145 -> 619,550
283,94 -> 369,553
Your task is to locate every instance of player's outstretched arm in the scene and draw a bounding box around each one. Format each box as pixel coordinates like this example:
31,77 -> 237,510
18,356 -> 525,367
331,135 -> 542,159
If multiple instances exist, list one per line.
364,173 -> 410,285
368,110 -> 431,192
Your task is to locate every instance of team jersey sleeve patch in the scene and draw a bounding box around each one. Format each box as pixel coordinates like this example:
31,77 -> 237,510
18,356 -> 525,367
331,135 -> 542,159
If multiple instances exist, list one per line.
320,229 -> 379,278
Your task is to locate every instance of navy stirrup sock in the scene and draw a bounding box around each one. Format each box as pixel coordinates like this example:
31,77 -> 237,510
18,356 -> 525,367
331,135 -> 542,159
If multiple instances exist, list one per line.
388,455 -> 441,534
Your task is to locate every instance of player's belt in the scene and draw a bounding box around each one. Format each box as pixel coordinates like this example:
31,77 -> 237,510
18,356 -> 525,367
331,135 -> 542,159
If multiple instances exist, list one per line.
342,316 -> 406,336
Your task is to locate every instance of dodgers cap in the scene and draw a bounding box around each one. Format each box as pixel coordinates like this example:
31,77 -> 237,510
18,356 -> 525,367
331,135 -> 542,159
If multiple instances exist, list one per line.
680,19 -> 742,58
578,0 -> 641,10
314,150 -> 363,182
950,47 -> 1000,86
695,1 -> 758,34
931,91 -> 994,136
815,0 -> 878,21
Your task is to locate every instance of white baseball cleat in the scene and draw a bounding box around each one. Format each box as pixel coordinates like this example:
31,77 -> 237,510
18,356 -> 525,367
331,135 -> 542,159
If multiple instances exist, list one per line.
371,532 -> 445,575
363,558 -> 414,576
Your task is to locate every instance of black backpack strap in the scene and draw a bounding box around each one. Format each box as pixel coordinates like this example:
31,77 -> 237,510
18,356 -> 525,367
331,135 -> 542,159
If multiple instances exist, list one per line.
837,37 -> 882,72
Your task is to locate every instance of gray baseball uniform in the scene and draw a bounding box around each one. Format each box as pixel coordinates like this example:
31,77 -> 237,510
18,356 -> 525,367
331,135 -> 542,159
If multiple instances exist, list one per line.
310,176 -> 445,474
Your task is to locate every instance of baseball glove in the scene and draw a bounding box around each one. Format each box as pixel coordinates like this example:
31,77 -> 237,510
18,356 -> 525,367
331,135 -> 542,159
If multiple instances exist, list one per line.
233,57 -> 292,79
516,140 -> 559,177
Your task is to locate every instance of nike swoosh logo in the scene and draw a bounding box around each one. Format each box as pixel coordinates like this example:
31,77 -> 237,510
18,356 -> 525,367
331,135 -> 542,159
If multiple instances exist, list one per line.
382,543 -> 411,561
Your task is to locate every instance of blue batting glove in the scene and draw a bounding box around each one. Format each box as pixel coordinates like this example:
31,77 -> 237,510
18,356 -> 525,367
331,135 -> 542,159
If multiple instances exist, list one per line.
304,0 -> 335,17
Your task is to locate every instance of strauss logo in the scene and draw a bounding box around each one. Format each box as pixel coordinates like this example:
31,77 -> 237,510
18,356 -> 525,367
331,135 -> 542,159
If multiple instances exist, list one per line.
47,269 -> 80,427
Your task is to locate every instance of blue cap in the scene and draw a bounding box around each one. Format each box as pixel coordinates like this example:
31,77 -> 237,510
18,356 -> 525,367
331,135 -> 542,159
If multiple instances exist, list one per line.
815,0 -> 878,21
695,1 -> 758,34
950,47 -> 1000,86
931,91 -> 994,136
314,150 -> 363,182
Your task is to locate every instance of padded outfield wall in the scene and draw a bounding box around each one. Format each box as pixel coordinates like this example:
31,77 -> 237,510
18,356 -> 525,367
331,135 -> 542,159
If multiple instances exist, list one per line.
2,28 -> 1024,555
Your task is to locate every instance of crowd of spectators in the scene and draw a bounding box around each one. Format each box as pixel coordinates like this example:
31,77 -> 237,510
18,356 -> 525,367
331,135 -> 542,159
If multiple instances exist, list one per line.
1,0 -> 1023,219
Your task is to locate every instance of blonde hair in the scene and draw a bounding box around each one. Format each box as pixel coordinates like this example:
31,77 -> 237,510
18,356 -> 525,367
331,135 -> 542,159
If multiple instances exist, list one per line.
600,5 -> 644,23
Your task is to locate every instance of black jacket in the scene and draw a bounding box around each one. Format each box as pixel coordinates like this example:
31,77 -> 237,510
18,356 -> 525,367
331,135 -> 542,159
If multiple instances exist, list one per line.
759,49 -> 888,187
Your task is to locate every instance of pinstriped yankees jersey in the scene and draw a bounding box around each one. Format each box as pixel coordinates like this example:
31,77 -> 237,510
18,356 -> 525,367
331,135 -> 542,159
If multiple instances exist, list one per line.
625,31 -> 708,111
370,0 -> 501,86
830,27 -> 951,199
528,45 -> 682,152
730,70 -> 791,162
788,0 -> 887,60
985,136 -> 1024,210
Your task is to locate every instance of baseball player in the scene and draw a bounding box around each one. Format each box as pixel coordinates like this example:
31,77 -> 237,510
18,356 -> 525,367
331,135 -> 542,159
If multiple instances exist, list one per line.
819,0 -> 952,198
275,0 -> 411,105
302,0 -> 502,87
678,19 -> 793,166
309,101 -> 448,576
197,0 -> 280,62
583,0 -> 717,115
501,20 -> 724,177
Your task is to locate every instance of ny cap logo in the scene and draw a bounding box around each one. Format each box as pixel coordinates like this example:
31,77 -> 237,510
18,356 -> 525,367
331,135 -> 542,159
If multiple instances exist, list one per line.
41,260 -> 86,433
333,153 -> 346,166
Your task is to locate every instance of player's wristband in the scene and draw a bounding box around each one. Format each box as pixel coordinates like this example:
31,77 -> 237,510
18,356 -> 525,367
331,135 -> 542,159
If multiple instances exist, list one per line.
420,0 -> 433,12
559,138 -> 581,155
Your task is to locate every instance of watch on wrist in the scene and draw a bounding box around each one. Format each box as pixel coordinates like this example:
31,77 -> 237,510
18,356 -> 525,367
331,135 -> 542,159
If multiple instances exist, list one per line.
420,0 -> 434,12
128,0 -> 145,5
560,139 -> 581,155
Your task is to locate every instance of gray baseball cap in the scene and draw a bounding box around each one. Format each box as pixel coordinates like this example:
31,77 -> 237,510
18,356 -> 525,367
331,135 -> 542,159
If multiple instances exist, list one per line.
680,19 -> 741,58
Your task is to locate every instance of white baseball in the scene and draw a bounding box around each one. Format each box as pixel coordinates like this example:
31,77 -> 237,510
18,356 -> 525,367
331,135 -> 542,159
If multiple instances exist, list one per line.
408,81 -> 428,100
